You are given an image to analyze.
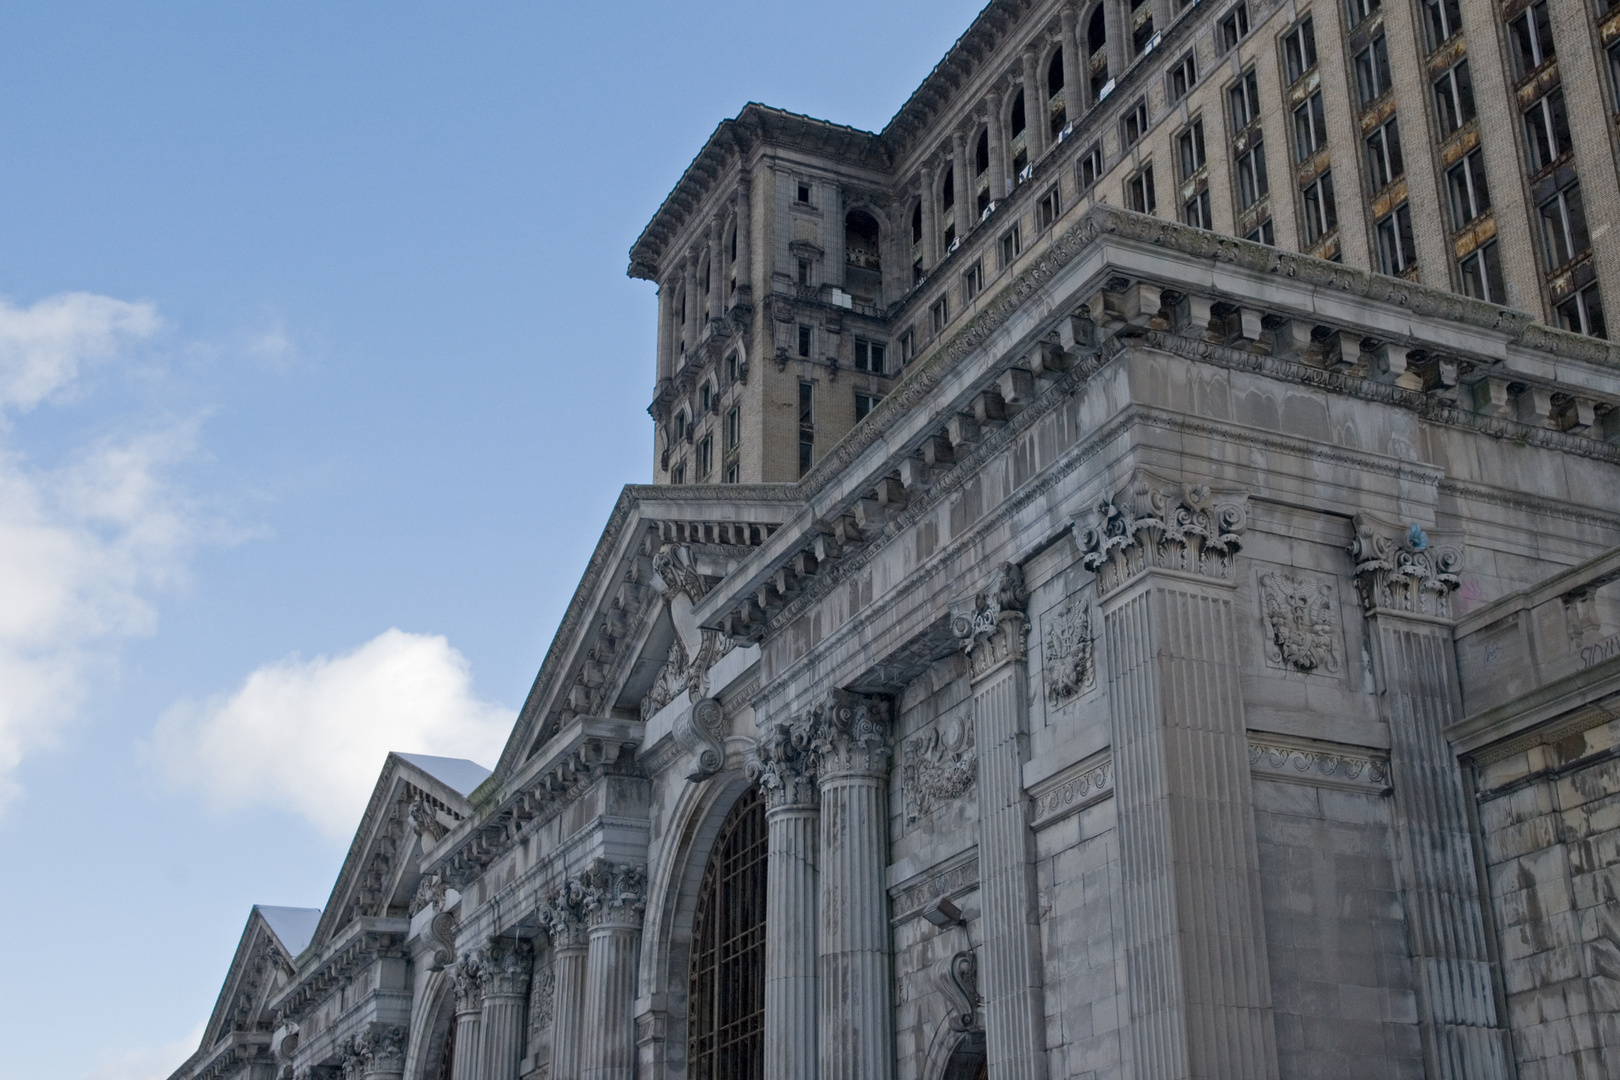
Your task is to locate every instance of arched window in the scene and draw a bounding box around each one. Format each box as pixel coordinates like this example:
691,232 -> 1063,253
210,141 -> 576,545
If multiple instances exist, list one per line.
974,130 -> 990,176
688,788 -> 767,1080
1047,50 -> 1067,137
911,202 -> 923,245
1088,4 -> 1107,52
1010,89 -> 1029,175
1087,4 -> 1110,101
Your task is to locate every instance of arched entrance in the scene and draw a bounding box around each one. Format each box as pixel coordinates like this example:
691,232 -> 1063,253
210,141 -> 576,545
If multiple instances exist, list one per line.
686,786 -> 767,1079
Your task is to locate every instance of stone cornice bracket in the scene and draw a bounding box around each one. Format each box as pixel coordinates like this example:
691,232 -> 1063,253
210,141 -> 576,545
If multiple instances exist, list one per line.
674,697 -> 728,782
951,562 -> 1031,681
1079,470 -> 1249,597
937,949 -> 981,1033
478,939 -> 534,997
580,859 -> 649,929
811,690 -> 892,779
1348,515 -> 1462,620
538,882 -> 591,952
750,714 -> 819,810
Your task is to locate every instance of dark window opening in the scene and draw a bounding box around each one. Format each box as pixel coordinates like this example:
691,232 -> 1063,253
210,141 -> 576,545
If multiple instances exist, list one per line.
853,338 -> 886,374
1354,33 -> 1392,108
975,130 -> 990,176
911,203 -> 923,245
1218,3 -> 1250,51
797,258 -> 812,286
1509,1 -> 1554,80
1446,149 -> 1491,230
799,381 -> 814,428
1377,203 -> 1416,275
1459,241 -> 1505,303
1556,283 -> 1606,339
844,209 -> 881,276
797,324 -> 812,357
796,181 -> 812,204
1011,90 -> 1027,137
1283,17 -> 1317,84
854,392 -> 880,422
1127,166 -> 1156,214
687,789 -> 767,1080
1088,6 -> 1107,53
1420,0 -> 1461,53
1433,61 -> 1476,136
1524,89 -> 1572,174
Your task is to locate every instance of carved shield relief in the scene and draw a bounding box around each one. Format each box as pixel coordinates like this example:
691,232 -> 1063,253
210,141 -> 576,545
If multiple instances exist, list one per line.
1040,592 -> 1097,708
1256,570 -> 1343,676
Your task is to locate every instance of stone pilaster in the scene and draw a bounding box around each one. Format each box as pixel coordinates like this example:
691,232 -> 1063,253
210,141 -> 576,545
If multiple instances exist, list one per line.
920,162 -> 938,270
985,88 -> 1008,201
1102,0 -> 1126,84
1080,471 -> 1279,1080
951,130 -> 970,242
539,883 -> 591,1080
479,941 -> 533,1080
450,953 -> 485,1080
1020,47 -> 1045,162
581,860 -> 647,1080
1059,8 -> 1082,129
952,563 -> 1047,1080
755,718 -> 822,1080
1349,517 -> 1511,1079
732,178 -> 751,302
811,691 -> 893,1080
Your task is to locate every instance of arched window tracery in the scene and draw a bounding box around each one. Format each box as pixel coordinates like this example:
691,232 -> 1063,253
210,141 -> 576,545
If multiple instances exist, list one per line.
687,787 -> 767,1080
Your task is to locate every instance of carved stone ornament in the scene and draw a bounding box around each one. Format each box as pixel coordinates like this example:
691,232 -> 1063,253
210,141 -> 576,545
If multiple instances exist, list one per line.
478,939 -> 533,997
1043,600 -> 1095,704
673,696 -> 727,782
939,950 -> 981,1033
1079,471 -> 1248,596
810,690 -> 893,779
450,953 -> 485,1012
1259,573 -> 1341,673
1348,515 -> 1462,619
951,563 -> 1031,679
346,1024 -> 407,1077
538,882 -> 590,951
902,719 -> 976,827
651,542 -> 710,603
750,715 -> 820,810
642,543 -> 727,719
580,859 -> 649,928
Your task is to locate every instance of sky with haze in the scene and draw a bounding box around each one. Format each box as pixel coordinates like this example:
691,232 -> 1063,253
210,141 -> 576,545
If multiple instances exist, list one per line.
0,2 -> 986,1077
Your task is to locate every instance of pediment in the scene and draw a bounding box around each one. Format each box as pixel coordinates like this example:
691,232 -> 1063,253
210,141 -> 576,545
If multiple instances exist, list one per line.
198,905 -> 315,1052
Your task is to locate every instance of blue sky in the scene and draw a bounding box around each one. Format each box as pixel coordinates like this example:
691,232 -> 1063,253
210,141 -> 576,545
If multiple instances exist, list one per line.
0,2 -> 987,1077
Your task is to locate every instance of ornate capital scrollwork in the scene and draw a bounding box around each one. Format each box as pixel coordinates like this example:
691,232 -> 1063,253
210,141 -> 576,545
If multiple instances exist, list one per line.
347,1024 -> 407,1077
450,953 -> 485,1013
580,859 -> 648,929
951,563 -> 1031,680
810,690 -> 892,780
1348,516 -> 1461,619
478,939 -> 533,998
751,714 -> 820,810
1079,471 -> 1248,596
674,697 -> 728,782
537,882 -> 590,952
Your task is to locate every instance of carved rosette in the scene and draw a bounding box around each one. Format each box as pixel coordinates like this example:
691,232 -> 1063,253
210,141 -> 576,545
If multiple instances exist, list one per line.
1259,572 -> 1341,673
1348,516 -> 1462,619
580,860 -> 648,929
450,953 -> 485,1013
951,562 -> 1031,681
752,715 -> 819,811
478,939 -> 533,998
538,883 -> 590,952
1079,472 -> 1248,595
902,719 -> 976,826
1043,599 -> 1095,703
810,690 -> 892,780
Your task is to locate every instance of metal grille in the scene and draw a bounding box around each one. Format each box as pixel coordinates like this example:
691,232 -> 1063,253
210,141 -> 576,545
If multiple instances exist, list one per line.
688,787 -> 767,1080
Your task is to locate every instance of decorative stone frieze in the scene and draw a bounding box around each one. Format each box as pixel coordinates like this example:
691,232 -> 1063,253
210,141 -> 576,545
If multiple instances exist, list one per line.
580,860 -> 648,929
901,719 -> 976,827
1028,756 -> 1113,830
1258,572 -> 1341,674
1079,472 -> 1248,595
529,965 -> 556,1035
951,563 -> 1031,680
1247,739 -> 1391,792
1042,599 -> 1095,704
1348,516 -> 1462,619
890,853 -> 979,924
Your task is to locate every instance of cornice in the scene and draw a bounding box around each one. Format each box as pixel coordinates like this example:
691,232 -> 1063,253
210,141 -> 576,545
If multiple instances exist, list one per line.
267,916 -> 410,1023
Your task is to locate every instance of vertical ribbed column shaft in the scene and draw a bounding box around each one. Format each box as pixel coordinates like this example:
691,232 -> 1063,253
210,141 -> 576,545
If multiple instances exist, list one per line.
1368,615 -> 1510,1079
765,801 -> 820,1080
705,218 -> 724,324
1059,8 -> 1082,128
818,770 -> 892,1080
1102,578 -> 1278,1080
549,944 -> 589,1080
951,131 -> 970,241
1102,0 -> 1126,84
1020,48 -> 1045,161
681,252 -> 698,356
452,1007 -> 482,1080
655,284 -> 672,382
968,617 -> 1048,1080
481,993 -> 527,1080
732,179 -> 751,297
985,89 -> 1008,201
919,164 -> 938,269
581,923 -> 640,1080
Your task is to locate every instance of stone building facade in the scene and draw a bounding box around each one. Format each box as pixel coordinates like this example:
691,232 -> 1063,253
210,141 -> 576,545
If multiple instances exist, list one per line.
171,3 -> 1620,1080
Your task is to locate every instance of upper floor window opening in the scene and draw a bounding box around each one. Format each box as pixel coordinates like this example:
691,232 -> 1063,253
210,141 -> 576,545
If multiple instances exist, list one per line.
797,323 -> 812,357
1301,171 -> 1338,245
941,167 -> 957,247
1283,17 -> 1317,84
899,327 -> 915,364
725,405 -> 740,450
931,295 -> 950,333
1609,40 -> 1620,112
1011,90 -> 1030,175
725,350 -> 740,384
1127,164 -> 1157,214
1236,138 -> 1269,208
1178,119 -> 1207,180
1246,217 -> 1276,245
854,391 -> 882,423
725,222 -> 738,295
1376,202 -> 1417,275
1230,68 -> 1261,132
796,180 -> 813,204
1538,179 -> 1590,271
1169,51 -> 1197,103
1433,60 -> 1476,136
1294,92 -> 1328,162
1131,0 -> 1156,56
1509,1 -> 1555,81
699,381 -> 713,413
962,258 -> 985,303
1078,142 -> 1105,190
1346,0 -> 1379,29
975,130 -> 990,177
797,257 -> 813,286
1048,49 -> 1068,137
1524,88 -> 1571,174
1218,2 -> 1250,52
853,337 -> 886,375
1088,5 -> 1111,99
1556,282 -> 1606,339
1122,97 -> 1149,148
1365,117 -> 1404,190
844,209 -> 882,277
674,408 -> 689,441
671,461 -> 686,485
1354,33 -> 1392,108
1038,185 -> 1062,229
1182,187 -> 1213,229
1420,0 -> 1462,53
698,433 -> 713,479
1459,240 -> 1505,303
1000,223 -> 1022,266
798,380 -> 814,429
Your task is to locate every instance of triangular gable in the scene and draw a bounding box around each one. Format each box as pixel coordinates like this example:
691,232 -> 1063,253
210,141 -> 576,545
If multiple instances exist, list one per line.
256,905 -> 321,957
195,905 -> 312,1055
395,752 -> 490,797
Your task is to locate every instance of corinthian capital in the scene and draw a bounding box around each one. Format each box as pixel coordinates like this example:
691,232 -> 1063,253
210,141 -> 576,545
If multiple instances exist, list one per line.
1348,515 -> 1461,619
1079,470 -> 1248,596
450,953 -> 485,1012
538,883 -> 590,951
478,939 -> 533,997
580,859 -> 648,929
952,562 -> 1031,679
751,714 -> 819,810
810,690 -> 892,780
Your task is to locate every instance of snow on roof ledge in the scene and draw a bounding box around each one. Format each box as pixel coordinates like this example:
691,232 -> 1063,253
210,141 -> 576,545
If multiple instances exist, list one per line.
395,753 -> 492,797
255,905 -> 322,957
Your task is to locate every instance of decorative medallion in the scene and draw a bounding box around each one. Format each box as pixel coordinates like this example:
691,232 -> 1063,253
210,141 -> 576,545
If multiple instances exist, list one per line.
1043,600 -> 1095,704
1258,572 -> 1341,674
902,718 -> 976,827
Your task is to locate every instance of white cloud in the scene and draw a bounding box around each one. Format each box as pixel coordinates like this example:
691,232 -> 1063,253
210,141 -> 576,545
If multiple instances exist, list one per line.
0,291 -> 160,411
80,1022 -> 205,1080
149,629 -> 513,838
0,293 -> 189,811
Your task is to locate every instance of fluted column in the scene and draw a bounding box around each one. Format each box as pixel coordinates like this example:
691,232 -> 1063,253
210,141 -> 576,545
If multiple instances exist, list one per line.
1080,472 -> 1279,1080
450,954 -> 485,1080
581,861 -> 647,1080
732,178 -> 751,302
952,564 -> 1047,1080
1021,48 -> 1045,162
985,89 -> 1008,201
656,284 -> 672,382
706,218 -> 724,326
539,884 -> 591,1080
756,721 -> 822,1080
681,251 -> 698,359
1059,9 -> 1082,127
812,692 -> 893,1080
1103,0 -> 1126,86
479,942 -> 533,1080
919,163 -> 938,271
951,130 -> 970,241
1349,518 -> 1511,1079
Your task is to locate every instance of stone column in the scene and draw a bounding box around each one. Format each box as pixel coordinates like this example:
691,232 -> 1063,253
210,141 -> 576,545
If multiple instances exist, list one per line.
706,218 -> 724,326
1021,48 -> 1045,163
811,691 -> 893,1080
985,88 -> 1008,201
756,719 -> 822,1080
919,163 -> 939,271
952,564 -> 1048,1080
449,954 -> 485,1080
732,178 -> 751,303
1348,517 -> 1511,1079
1103,0 -> 1127,87
681,251 -> 699,360
1059,9 -> 1082,129
349,1024 -> 407,1080
951,130 -> 970,241
539,884 -> 592,1080
479,941 -> 533,1080
1079,471 -> 1279,1080
656,284 -> 673,383
581,861 -> 647,1080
